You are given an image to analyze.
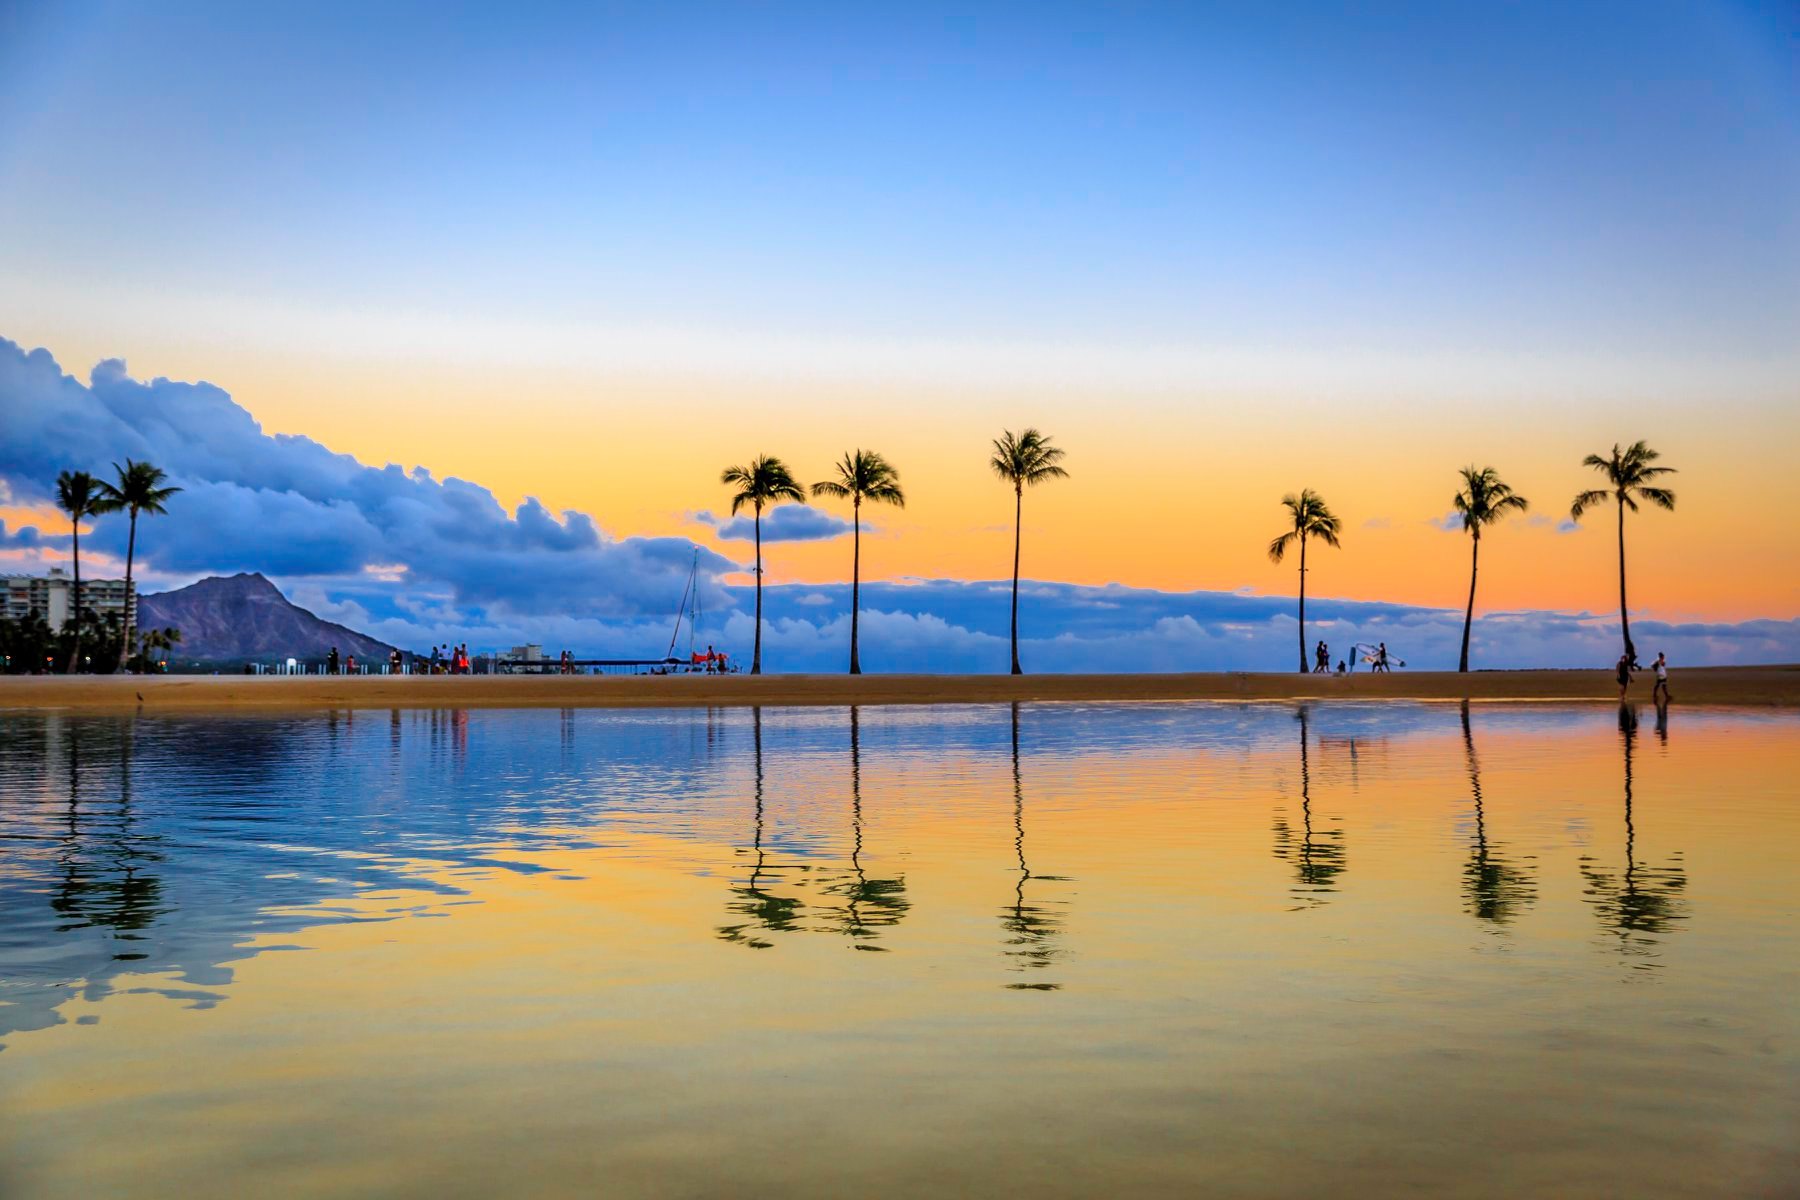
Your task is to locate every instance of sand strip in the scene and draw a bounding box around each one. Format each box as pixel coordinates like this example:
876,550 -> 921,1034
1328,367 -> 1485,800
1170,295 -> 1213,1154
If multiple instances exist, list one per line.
1,666 -> 1795,712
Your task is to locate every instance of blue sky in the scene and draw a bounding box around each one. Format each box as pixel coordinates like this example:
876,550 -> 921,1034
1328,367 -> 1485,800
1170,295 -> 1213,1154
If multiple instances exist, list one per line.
4,2 -> 1794,356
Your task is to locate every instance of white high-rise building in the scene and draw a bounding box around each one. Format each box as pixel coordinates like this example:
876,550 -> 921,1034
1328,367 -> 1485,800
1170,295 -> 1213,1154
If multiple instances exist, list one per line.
1,567 -> 137,630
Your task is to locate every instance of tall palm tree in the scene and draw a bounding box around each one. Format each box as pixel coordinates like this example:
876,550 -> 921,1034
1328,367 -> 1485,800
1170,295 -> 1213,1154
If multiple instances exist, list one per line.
1452,466 -> 1529,672
720,455 -> 805,674
1570,441 -> 1676,663
55,470 -> 108,674
990,429 -> 1068,675
98,460 -> 182,673
811,450 -> 905,674
1267,490 -> 1342,673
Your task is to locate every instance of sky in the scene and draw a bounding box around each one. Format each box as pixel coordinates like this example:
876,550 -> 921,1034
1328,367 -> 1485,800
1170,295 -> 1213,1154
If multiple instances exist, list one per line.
1,1 -> 1797,669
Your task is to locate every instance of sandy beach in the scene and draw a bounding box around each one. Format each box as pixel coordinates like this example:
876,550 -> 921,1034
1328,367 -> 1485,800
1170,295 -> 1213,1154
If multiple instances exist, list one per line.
1,665 -> 1795,712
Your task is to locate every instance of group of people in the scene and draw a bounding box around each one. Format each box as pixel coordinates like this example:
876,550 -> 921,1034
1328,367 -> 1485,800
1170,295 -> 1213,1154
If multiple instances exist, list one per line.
1311,640 -> 1392,674
692,645 -> 731,673
1617,649 -> 1673,702
429,644 -> 473,674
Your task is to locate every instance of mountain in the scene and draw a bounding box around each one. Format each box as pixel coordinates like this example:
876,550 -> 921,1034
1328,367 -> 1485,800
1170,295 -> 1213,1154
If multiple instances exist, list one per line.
138,573 -> 396,662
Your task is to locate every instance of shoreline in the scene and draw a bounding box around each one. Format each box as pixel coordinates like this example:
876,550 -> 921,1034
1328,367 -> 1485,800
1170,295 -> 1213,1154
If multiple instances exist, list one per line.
1,665 -> 1796,712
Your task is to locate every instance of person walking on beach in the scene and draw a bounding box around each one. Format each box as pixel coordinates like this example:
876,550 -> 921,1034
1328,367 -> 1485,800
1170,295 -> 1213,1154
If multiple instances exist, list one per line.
346,653 -> 357,675
1615,651 -> 1634,700
1313,641 -> 1329,673
1374,643 -> 1390,673
327,647 -> 340,675
1652,652 -> 1671,704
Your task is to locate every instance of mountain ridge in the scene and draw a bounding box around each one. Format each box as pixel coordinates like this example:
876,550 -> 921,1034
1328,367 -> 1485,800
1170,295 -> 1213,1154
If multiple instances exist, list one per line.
138,572 -> 396,662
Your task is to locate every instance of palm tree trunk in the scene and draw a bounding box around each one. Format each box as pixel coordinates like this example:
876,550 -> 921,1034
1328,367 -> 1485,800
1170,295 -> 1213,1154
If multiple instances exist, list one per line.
69,518 -> 83,674
1009,486 -> 1023,675
1296,534 -> 1307,673
1459,532 -> 1479,673
751,506 -> 764,675
117,509 -> 139,673
849,499 -> 862,674
1616,498 -> 1633,662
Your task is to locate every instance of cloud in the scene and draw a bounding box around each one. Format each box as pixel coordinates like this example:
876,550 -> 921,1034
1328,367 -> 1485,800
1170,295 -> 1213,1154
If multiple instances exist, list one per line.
1428,511 -> 1466,532
0,338 -> 734,619
1362,516 -> 1392,530
692,503 -> 852,543
0,520 -> 70,550
305,575 -> 1800,674
1525,514 -> 1582,535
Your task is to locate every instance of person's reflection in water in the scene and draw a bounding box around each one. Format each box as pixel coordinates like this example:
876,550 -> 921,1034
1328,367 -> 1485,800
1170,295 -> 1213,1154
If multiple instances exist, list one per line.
1000,702 -> 1067,988
822,707 -> 909,950
1271,706 -> 1345,909
1654,695 -> 1670,745
52,716 -> 165,941
1458,703 -> 1536,927
718,707 -> 803,948
1578,704 -> 1688,968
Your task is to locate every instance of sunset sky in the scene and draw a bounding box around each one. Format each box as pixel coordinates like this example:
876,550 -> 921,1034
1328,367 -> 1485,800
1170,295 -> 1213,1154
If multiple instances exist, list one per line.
1,2 -> 1796,668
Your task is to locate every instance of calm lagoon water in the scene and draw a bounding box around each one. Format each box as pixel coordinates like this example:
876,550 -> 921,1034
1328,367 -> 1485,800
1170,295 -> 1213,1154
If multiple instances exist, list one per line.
1,702 -> 1795,1198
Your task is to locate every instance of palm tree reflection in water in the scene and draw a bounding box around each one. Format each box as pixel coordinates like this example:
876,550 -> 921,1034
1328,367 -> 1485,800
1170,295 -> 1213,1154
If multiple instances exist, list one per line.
1578,704 -> 1688,968
1271,706 -> 1345,908
1459,703 -> 1537,927
821,707 -> 909,949
717,707 -> 803,948
53,717 -> 165,940
1001,702 -> 1068,988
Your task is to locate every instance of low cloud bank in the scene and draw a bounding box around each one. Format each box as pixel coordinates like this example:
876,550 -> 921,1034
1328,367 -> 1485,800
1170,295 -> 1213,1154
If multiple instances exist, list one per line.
0,339 -> 732,617
294,575 -> 1800,673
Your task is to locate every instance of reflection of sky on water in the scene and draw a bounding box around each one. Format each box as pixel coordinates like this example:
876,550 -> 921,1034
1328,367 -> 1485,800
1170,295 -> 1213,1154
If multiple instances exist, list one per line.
0,701 -> 1781,1044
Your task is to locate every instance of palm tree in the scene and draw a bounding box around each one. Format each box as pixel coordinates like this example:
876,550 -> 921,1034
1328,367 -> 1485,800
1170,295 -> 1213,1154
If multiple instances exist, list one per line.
98,460 -> 182,673
1452,466 -> 1529,672
720,455 -> 805,674
811,450 -> 905,674
55,470 -> 108,674
1570,441 -> 1676,663
1267,490 -> 1342,673
989,429 -> 1068,675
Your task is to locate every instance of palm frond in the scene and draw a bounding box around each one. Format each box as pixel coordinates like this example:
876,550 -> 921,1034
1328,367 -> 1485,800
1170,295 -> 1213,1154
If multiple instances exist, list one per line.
721,455 -> 803,515
991,428 -> 1068,488
1637,486 -> 1677,511
1570,489 -> 1609,519
1268,531 -> 1295,563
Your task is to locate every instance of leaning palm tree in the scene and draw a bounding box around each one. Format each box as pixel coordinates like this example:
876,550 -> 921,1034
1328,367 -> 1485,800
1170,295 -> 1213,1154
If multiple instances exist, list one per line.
1452,466 -> 1529,672
55,470 -> 109,674
98,460 -> 182,672
1570,441 -> 1676,663
812,450 -> 905,674
720,455 -> 805,674
1267,490 -> 1342,673
990,429 -> 1068,675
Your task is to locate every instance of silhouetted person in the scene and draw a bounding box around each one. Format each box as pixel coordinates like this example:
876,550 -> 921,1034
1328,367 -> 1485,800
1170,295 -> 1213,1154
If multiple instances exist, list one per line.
326,647 -> 340,675
1314,640 -> 1329,672
1651,652 -> 1671,704
1373,642 -> 1390,672
1615,651 -> 1633,700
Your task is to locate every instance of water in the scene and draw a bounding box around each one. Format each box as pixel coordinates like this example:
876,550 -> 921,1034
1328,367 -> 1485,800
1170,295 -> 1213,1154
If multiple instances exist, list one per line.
0,702 -> 1795,1198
